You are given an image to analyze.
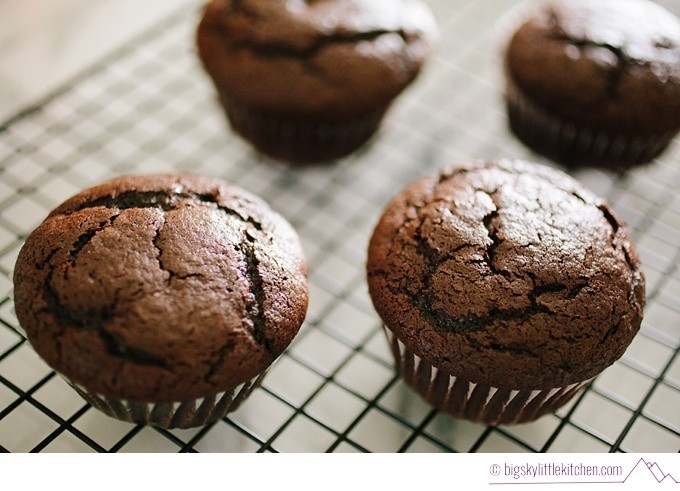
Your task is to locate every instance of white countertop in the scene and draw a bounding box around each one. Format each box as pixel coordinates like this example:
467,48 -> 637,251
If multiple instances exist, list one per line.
0,0 -> 198,123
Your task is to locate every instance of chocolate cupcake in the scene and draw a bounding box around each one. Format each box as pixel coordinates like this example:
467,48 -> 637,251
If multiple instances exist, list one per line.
13,174 -> 309,429
366,160 -> 645,425
196,0 -> 437,164
504,0 -> 680,169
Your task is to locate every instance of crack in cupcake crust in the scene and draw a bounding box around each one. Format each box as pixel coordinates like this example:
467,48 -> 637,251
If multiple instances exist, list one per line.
13,174 -> 309,403
367,160 -> 646,389
38,188 -> 275,366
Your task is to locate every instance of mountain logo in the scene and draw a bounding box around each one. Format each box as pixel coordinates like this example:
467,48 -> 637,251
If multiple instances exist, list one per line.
623,458 -> 680,486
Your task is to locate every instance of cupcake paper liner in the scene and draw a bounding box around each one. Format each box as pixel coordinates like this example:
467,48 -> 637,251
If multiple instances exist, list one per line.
220,96 -> 387,164
62,371 -> 268,429
385,327 -> 589,425
505,78 -> 674,169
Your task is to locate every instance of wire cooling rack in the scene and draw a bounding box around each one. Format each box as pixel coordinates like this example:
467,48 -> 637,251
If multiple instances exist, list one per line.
0,0 -> 679,453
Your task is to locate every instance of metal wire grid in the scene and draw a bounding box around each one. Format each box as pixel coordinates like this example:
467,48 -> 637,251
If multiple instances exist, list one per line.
0,0 -> 679,453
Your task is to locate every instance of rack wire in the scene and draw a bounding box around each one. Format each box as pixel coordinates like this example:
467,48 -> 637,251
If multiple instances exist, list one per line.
0,0 -> 678,453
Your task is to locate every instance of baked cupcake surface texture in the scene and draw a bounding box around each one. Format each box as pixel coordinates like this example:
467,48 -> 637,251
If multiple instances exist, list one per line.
13,173 -> 309,428
367,160 -> 645,425
196,0 -> 437,164
504,0 -> 680,169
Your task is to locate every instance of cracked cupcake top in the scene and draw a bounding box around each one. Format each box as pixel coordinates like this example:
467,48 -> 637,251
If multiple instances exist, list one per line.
196,0 -> 437,119
367,160 -> 645,390
505,0 -> 680,137
13,174 -> 308,402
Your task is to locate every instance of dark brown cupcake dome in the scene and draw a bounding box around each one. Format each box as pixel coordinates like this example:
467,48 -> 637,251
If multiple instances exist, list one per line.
196,0 -> 437,164
367,160 -> 645,413
13,174 -> 309,407
504,0 -> 680,169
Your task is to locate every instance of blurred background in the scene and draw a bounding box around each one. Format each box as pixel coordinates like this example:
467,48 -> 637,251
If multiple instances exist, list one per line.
0,0 -> 196,121
2,0 -> 679,123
